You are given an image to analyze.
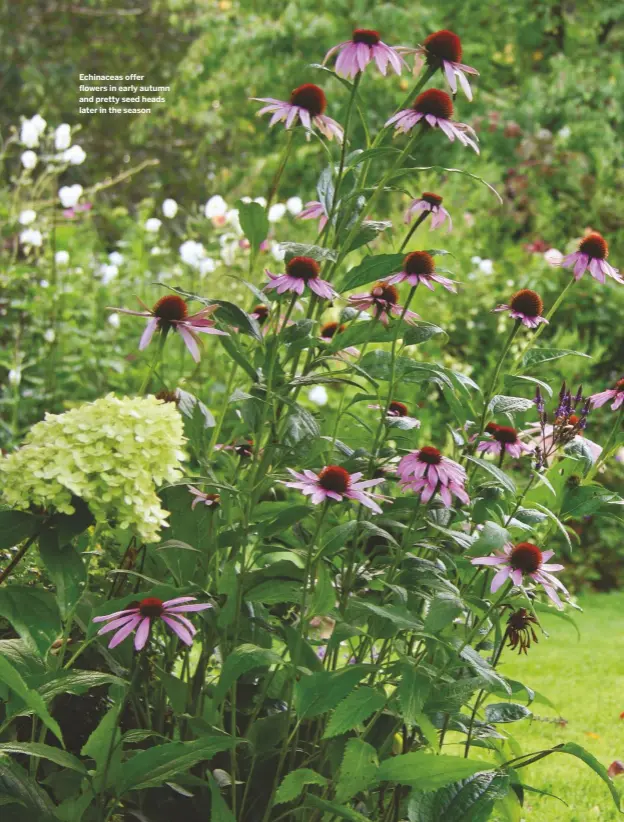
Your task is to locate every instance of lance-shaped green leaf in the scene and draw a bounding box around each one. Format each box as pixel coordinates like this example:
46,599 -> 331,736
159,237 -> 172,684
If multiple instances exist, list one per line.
0,656 -> 63,744
237,199 -> 269,253
275,768 -> 328,805
323,686 -> 386,739
335,738 -> 380,802
338,253 -> 404,291
378,751 -> 494,790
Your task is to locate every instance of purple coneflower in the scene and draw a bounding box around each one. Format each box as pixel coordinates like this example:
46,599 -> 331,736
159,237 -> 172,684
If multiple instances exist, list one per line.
397,446 -> 469,507
319,321 -> 359,357
253,84 -> 344,142
111,295 -> 228,363
493,289 -> 548,329
298,200 -> 329,231
250,304 -> 270,325
561,232 -> 622,284
188,486 -> 221,510
323,28 -> 403,79
347,281 -> 421,325
589,377 -> 624,411
411,30 -> 479,101
368,400 -> 420,429
404,192 -> 452,232
386,89 -> 479,153
282,465 -> 387,514
477,424 -> 533,459
93,596 -> 211,650
506,608 -> 539,655
265,256 -> 335,299
386,251 -> 458,293
471,542 -> 569,608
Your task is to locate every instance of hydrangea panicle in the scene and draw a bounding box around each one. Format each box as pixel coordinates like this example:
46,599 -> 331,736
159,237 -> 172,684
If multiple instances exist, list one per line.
0,395 -> 186,543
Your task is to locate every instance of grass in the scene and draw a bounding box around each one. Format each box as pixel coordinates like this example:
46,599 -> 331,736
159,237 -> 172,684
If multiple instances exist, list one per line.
493,592 -> 624,821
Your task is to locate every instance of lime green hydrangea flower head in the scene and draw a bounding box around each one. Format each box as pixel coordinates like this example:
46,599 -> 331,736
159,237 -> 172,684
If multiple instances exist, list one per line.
0,394 -> 186,543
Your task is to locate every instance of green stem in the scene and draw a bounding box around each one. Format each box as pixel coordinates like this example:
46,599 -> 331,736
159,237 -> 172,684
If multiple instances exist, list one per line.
326,74 -> 361,242
475,321 -> 521,441
266,130 -> 294,208
138,331 -> 167,395
399,210 -> 428,253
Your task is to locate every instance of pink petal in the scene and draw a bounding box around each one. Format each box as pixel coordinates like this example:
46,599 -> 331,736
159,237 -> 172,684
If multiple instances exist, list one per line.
134,617 -> 151,650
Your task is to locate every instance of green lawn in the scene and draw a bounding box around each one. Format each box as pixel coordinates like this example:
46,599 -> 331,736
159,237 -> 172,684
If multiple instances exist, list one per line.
495,592 -> 624,821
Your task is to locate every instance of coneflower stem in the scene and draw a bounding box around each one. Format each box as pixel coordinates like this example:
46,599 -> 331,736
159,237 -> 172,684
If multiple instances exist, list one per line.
399,210 -> 429,252
266,130 -> 294,208
475,321 -> 521,441
326,74 -> 361,244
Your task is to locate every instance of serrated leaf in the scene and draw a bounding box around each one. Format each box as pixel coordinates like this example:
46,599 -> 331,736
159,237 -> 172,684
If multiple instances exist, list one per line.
0,759 -> 57,822
465,456 -> 516,494
0,655 -> 63,744
338,253 -> 404,291
0,587 -> 61,659
294,667 -> 368,719
458,645 -> 511,693
353,601 -> 423,631
403,322 -> 447,346
484,703 -> 531,723
279,242 -> 337,262
308,561 -> 335,618
488,395 -> 535,414
117,735 -> 238,793
0,510 -> 38,550
323,686 -> 386,739
409,772 -> 511,822
335,738 -> 379,802
275,768 -> 327,805
348,220 -> 393,252
0,743 -> 86,774
522,347 -> 591,368
378,752 -> 494,790
304,795 -> 371,821
214,644 -> 286,705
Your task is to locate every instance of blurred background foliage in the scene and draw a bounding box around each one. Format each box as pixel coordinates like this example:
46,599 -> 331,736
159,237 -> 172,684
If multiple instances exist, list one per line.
1,0 -> 623,589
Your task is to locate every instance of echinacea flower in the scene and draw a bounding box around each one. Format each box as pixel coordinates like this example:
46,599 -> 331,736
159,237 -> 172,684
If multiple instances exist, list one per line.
561,232 -> 623,284
410,30 -> 479,101
250,304 -> 270,325
404,192 -> 452,232
493,289 -> 548,329
589,377 -> 624,411
386,251 -> 459,292
111,295 -> 229,363
348,282 -> 421,325
319,321 -> 359,357
368,401 -> 420,429
93,596 -> 211,650
253,84 -> 344,142
283,465 -> 387,513
506,608 -> 539,655
265,256 -> 336,299
470,542 -> 569,608
188,486 -> 221,510
397,446 -> 469,507
386,89 -> 479,153
323,28 -> 403,79
298,200 -> 329,231
477,424 -> 533,459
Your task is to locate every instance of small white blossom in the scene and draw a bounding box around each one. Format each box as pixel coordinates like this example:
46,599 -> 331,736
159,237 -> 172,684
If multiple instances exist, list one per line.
544,248 -> 563,266
8,368 -> 22,387
240,196 -> 252,204
268,203 -> 287,222
108,251 -> 124,266
39,280 -> 49,288
44,329 -> 56,343
108,312 -> 121,328
20,228 -> 43,247
21,150 -> 38,170
54,124 -> 71,151
271,242 -> 286,262
144,218 -> 162,233
199,257 -> 217,276
254,196 -> 267,208
226,208 -> 242,234
308,385 -> 329,406
478,259 -> 494,275
205,195 -> 228,219
150,247 -> 162,256
99,264 -> 118,284
286,196 -> 303,215
55,250 -> 70,265
162,198 -> 178,218
470,255 -> 482,265
19,209 -> 36,225
179,239 -> 207,268
558,125 -> 571,140
64,145 -> 86,165
58,184 -> 83,209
